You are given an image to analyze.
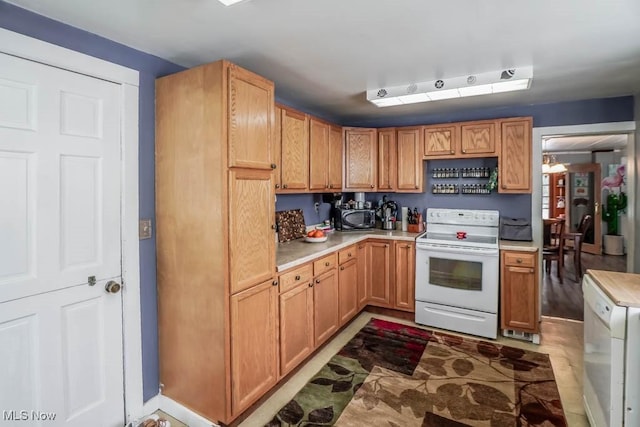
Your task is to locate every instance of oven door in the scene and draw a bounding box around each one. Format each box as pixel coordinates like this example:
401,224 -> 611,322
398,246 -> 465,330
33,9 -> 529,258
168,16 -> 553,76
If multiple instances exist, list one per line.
415,243 -> 499,313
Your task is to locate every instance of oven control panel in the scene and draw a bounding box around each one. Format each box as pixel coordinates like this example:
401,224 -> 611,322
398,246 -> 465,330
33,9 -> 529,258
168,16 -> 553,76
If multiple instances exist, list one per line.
426,208 -> 499,227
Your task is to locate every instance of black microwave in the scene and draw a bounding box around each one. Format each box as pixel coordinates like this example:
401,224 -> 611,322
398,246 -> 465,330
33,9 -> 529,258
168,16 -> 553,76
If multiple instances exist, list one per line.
335,208 -> 376,231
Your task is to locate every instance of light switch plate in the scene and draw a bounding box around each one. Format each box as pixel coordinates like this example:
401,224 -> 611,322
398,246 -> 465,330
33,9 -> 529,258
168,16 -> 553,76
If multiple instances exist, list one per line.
139,219 -> 152,239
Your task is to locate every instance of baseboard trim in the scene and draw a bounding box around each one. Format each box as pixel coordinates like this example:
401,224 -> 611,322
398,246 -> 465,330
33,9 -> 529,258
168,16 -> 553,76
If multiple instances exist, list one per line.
142,394 -> 160,417
160,395 -> 220,427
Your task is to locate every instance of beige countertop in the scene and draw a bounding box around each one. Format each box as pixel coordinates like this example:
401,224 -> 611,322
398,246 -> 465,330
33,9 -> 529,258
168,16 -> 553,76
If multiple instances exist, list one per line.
499,240 -> 539,252
587,269 -> 640,308
277,229 -> 420,271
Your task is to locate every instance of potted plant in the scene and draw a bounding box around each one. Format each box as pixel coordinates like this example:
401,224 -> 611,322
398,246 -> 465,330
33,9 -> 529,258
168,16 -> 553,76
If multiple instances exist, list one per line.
602,165 -> 627,255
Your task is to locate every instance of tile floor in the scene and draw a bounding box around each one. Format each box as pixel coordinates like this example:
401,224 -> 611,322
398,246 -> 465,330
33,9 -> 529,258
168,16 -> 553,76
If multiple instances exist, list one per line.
163,312 -> 589,426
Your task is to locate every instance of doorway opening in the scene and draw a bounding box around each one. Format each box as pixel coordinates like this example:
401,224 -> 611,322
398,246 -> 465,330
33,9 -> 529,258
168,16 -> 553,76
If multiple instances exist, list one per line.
540,133 -> 630,320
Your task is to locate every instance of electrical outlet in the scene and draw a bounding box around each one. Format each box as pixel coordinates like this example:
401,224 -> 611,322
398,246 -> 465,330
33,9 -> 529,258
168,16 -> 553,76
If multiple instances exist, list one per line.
314,202 -> 320,213
139,219 -> 152,239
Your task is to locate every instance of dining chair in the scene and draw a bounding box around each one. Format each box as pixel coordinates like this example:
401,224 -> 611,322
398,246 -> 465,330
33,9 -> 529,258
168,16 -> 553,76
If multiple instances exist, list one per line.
562,214 -> 593,281
543,219 -> 565,283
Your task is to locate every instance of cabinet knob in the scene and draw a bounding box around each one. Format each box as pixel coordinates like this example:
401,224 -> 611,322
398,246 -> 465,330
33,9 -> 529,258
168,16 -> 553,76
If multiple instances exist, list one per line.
462,149 -> 466,154
415,185 -> 419,189
502,184 -> 506,189
275,184 -> 281,189
315,279 -> 321,284
406,244 -> 411,248
309,283 -> 314,287
271,163 -> 277,169
272,280 -> 278,286
450,150 -> 454,154
283,184 -> 288,189
295,275 -> 301,280
340,266 -> 345,271
325,261 -> 330,266
530,268 -> 535,273
358,245 -> 364,249
329,184 -> 333,189
370,184 -> 374,188
516,258 -> 523,263
348,252 -> 352,257
271,224 -> 276,230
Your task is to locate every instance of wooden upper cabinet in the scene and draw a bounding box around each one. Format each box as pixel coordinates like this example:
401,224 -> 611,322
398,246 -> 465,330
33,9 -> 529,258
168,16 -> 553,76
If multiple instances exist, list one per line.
396,127 -> 424,192
344,127 -> 377,191
424,124 -> 459,158
229,169 -> 275,294
230,279 -> 278,416
227,64 -> 275,170
460,120 -> 497,155
499,117 -> 532,193
328,125 -> 343,190
377,128 -> 396,191
309,118 -> 330,191
279,107 -> 309,191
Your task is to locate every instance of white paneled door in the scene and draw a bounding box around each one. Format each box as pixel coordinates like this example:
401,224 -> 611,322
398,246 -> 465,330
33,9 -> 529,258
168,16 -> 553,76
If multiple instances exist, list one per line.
0,53 -> 124,426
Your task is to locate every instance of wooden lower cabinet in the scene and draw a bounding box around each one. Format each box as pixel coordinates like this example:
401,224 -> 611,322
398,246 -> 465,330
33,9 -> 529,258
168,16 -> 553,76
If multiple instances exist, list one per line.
279,281 -> 314,377
338,258 -> 358,325
394,241 -> 415,312
356,243 -> 368,308
500,250 -> 539,333
313,269 -> 340,346
367,240 -> 393,307
230,279 -> 279,416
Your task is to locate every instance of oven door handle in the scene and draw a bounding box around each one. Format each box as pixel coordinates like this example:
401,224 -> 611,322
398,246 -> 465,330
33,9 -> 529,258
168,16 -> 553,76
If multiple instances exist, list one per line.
416,243 -> 499,256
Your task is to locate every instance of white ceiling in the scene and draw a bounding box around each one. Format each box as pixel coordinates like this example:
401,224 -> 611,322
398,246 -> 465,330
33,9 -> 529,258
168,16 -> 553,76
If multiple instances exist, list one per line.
544,134 -> 628,153
8,0 -> 640,123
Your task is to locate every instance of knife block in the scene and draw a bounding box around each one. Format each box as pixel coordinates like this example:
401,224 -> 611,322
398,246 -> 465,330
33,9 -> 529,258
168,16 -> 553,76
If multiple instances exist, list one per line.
407,214 -> 424,233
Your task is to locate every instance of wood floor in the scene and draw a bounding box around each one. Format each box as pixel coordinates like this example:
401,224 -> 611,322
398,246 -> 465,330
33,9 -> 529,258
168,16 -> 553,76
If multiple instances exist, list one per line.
542,252 -> 627,320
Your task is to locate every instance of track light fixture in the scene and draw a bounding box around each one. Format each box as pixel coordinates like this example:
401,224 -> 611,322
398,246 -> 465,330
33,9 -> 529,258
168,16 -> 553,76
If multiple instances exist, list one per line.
367,67 -> 533,107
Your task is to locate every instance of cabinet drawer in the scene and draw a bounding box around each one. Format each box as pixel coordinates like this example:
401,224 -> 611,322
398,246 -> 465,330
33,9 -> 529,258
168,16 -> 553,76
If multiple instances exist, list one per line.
338,245 -> 357,264
279,264 -> 313,293
314,253 -> 337,276
503,252 -> 535,268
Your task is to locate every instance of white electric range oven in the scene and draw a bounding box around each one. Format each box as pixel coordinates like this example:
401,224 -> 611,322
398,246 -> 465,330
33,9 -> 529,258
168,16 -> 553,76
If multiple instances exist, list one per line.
415,208 -> 500,339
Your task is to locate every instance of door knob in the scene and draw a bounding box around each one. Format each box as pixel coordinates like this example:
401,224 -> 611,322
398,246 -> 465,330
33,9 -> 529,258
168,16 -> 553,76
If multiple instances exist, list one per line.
105,281 -> 122,294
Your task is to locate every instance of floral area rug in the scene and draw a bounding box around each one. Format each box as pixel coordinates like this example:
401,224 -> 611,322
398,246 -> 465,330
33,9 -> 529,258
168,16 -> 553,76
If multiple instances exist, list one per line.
266,318 -> 566,427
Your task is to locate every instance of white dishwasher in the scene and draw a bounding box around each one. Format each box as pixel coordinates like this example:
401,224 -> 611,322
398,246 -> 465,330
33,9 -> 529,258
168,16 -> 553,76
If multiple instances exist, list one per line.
583,273 -> 640,427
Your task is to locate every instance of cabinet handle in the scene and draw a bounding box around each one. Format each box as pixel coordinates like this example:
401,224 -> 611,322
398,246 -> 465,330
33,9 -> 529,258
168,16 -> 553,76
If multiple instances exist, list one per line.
283,184 -> 288,189
272,280 -> 278,286
325,262 -> 330,266
516,258 -> 523,264
340,266 -> 345,271
271,163 -> 277,169
275,184 -> 281,189
295,275 -> 301,280
315,279 -> 321,284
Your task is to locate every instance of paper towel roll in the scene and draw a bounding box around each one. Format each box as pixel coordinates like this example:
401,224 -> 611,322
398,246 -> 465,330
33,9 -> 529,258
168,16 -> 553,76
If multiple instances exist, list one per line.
401,207 -> 408,231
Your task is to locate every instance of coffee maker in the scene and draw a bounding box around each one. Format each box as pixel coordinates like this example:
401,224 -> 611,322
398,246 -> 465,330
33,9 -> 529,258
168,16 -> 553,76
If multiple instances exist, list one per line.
378,197 -> 398,230
322,193 -> 343,227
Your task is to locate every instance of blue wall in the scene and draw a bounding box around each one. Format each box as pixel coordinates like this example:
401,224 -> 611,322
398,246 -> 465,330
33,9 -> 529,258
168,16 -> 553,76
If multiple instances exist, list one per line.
2,0 -> 635,405
0,1 -> 185,401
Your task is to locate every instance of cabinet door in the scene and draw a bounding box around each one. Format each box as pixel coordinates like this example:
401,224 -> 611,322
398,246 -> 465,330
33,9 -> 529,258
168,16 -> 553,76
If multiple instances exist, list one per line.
228,64 -> 275,170
377,128 -> 396,191
338,259 -> 358,325
309,118 -> 330,190
423,124 -> 459,158
328,125 -> 343,190
313,270 -> 339,346
280,107 -> 309,191
460,120 -> 497,155
229,169 -> 275,294
279,282 -> 314,377
499,118 -> 532,193
500,252 -> 539,333
357,243 -> 368,308
344,127 -> 377,190
367,241 -> 392,307
396,127 -> 423,192
230,279 -> 278,416
394,242 -> 415,312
